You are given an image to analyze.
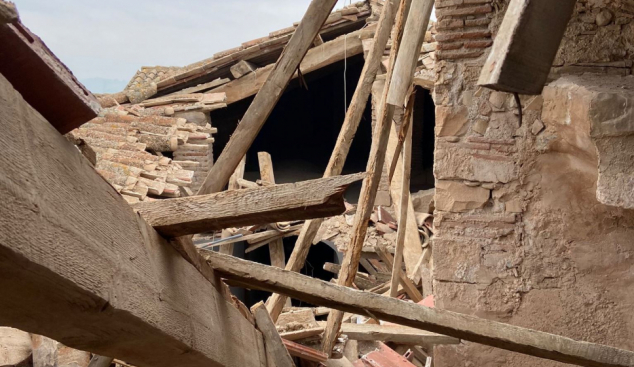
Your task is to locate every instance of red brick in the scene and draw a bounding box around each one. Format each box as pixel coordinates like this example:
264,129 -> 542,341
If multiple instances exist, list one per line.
465,17 -> 492,27
437,4 -> 493,18
437,41 -> 464,50
435,29 -> 491,42
437,18 -> 465,29
464,40 -> 493,49
437,49 -> 485,60
436,0 -> 463,8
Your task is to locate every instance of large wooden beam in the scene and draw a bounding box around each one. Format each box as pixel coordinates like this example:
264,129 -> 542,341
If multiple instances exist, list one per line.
0,73 -> 265,367
478,0 -> 576,95
211,32 -> 364,105
257,152 -> 286,270
196,0 -> 339,196
0,21 -> 100,133
251,302 -> 296,367
135,173 -> 364,238
204,252 -> 634,367
266,0 -> 401,322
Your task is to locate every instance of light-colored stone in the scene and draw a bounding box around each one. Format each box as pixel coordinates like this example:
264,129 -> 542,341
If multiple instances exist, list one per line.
489,91 -> 507,110
596,9 -> 613,26
531,119 -> 545,135
411,189 -> 435,214
472,117 -> 489,135
435,180 -> 490,212
435,143 -> 517,183
436,105 -> 469,137
505,199 -> 523,213
0,327 -> 32,367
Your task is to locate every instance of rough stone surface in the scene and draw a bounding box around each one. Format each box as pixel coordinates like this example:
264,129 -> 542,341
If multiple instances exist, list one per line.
435,105 -> 469,137
411,188 -> 435,214
435,180 -> 490,212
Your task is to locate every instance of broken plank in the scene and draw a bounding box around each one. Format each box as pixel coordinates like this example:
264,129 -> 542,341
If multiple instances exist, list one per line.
376,245 -> 423,303
282,339 -> 328,363
220,155 -> 246,255
196,0 -> 340,196
265,0 -> 400,322
0,73 -> 265,367
316,322 -> 459,345
230,60 -> 258,79
0,22 -> 100,134
135,173 -> 365,237
252,302 -> 296,367
478,0 -> 576,95
258,152 -> 286,270
204,252 -> 634,367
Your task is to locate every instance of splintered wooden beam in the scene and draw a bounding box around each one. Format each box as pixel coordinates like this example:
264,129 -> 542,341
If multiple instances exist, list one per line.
251,302 -> 296,367
197,0 -> 339,196
478,0 -> 576,95
265,0 -> 401,322
0,73 -> 265,367
204,252 -> 634,367
0,21 -> 100,133
135,173 -> 365,237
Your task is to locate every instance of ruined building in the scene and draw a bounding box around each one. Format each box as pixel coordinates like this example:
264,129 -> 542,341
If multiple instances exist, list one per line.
0,1 -> 633,367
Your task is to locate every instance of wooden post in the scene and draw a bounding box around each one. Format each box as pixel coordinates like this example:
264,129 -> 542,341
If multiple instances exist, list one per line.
478,0 -> 576,95
196,0 -> 339,196
266,0 -> 403,323
220,155 -> 246,255
251,302 -> 296,367
321,0 -> 411,354
204,251 -> 634,367
390,110 -> 413,298
257,152 -> 288,272
377,245 -> 423,303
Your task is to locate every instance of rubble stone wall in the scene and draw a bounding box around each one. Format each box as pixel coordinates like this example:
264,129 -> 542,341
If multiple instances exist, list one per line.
432,1 -> 634,366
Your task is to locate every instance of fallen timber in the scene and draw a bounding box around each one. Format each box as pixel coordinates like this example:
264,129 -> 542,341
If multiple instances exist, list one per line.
204,251 -> 634,367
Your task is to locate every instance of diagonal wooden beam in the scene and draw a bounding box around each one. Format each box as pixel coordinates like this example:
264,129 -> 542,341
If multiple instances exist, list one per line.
251,302 -> 296,367
0,73 -> 265,367
134,173 -> 364,238
197,0 -> 340,196
204,251 -> 634,367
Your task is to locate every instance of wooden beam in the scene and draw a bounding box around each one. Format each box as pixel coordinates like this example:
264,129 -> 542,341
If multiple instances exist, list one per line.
196,0 -> 339,196
376,246 -> 423,303
251,302 -> 296,367
0,22 -> 100,134
266,0 -> 402,324
478,0 -> 576,95
135,173 -> 364,237
386,0 -> 434,107
204,252 -> 634,367
220,155 -> 247,255
210,30 -> 364,105
322,0 -> 410,354
258,152 -> 286,270
316,322 -> 460,345
282,340 -> 328,363
0,73 -> 265,367
230,60 -> 258,79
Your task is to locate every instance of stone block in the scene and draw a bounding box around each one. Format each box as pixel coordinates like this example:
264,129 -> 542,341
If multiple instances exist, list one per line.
436,105 -> 469,137
435,142 -> 517,183
411,188 -> 435,213
435,180 -> 490,212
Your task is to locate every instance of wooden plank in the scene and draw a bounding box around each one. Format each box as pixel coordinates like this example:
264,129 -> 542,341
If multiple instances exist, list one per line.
220,155 -> 247,255
316,322 -> 459,345
0,22 -> 100,134
280,327 -> 324,341
321,0 -> 409,354
230,60 -> 258,79
391,101 -> 413,298
266,0 -> 402,324
204,252 -> 634,367
282,340 -> 328,363
376,245 -> 423,303
386,0 -> 434,107
258,152 -> 286,270
211,30 -> 364,105
135,174 -> 365,237
0,73 -> 265,367
478,0 -> 576,95
196,0 -> 339,196
251,302 -> 296,367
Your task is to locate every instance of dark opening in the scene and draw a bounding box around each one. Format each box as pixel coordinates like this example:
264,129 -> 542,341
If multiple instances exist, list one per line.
410,86 -> 436,192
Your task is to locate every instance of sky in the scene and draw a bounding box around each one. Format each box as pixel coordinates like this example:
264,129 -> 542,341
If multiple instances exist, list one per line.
14,0 -> 354,93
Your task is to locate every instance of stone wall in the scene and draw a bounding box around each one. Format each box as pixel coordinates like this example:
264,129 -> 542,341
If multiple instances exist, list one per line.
431,1 -> 634,366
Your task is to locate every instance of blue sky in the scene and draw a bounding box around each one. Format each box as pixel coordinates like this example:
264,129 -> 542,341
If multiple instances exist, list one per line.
14,0 -> 353,93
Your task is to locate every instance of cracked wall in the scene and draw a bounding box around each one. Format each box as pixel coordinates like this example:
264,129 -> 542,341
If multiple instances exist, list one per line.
431,0 -> 634,366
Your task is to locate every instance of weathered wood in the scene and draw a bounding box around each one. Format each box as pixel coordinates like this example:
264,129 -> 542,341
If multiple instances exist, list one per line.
282,340 -> 328,363
377,245 -> 423,303
204,252 -> 634,367
251,302 -> 296,367
322,0 -> 409,354
0,22 -> 100,134
323,263 -> 378,290
258,152 -> 286,270
266,0 -> 401,324
478,0 -> 576,95
87,355 -> 114,367
316,322 -> 460,345
387,0 -> 434,107
196,0 -> 339,196
391,104 -> 413,298
230,60 -> 258,79
0,0 -> 18,24
220,155 -> 247,255
211,30 -> 364,105
0,73 -> 265,367
135,174 -> 364,237
280,327 -> 324,341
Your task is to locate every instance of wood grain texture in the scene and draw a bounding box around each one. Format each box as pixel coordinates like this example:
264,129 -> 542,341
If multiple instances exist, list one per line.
204,252 -> 634,367
376,245 -> 423,303
220,155 -> 246,255
387,0 -> 434,107
265,0 -> 399,321
258,152 -> 286,270
0,22 -> 100,133
251,302 -> 296,367
478,0 -> 576,95
196,0 -> 339,196
135,174 -> 365,237
316,322 -> 460,345
322,0 -> 409,354
0,74 -> 265,367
